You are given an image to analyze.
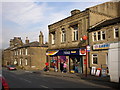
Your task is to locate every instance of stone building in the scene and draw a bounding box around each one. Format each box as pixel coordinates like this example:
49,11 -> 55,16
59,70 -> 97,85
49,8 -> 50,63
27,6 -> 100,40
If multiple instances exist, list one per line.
88,17 -> 120,76
3,31 -> 48,70
3,37 -> 23,66
47,1 -> 119,74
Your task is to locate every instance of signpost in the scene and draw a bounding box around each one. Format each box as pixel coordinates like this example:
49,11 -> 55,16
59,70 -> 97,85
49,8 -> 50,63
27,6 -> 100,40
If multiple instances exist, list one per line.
82,35 -> 88,77
85,45 -> 88,77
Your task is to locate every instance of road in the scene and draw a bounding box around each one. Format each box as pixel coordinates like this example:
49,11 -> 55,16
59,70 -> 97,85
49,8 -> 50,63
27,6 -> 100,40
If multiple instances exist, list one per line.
2,68 -> 114,89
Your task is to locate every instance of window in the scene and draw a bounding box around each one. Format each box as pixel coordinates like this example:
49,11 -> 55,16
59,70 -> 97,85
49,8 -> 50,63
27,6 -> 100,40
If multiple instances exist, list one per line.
114,28 -> 119,38
51,32 -> 55,44
72,24 -> 78,41
92,32 -> 97,41
16,51 -> 18,55
20,49 -> 21,55
61,28 -> 66,42
21,49 -> 23,55
25,59 -> 28,66
101,31 -> 106,40
20,59 -> 22,65
98,31 -> 101,40
14,51 -> 16,55
25,49 -> 28,55
92,31 -> 106,42
92,54 -> 98,64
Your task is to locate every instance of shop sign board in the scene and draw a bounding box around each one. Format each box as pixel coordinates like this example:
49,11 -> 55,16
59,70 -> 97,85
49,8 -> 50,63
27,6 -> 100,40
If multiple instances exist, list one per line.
95,68 -> 101,77
91,67 -> 96,75
87,45 -> 90,52
96,69 -> 101,76
79,49 -> 86,55
63,51 -> 70,55
101,68 -> 107,77
71,51 -> 77,53
93,43 -> 110,50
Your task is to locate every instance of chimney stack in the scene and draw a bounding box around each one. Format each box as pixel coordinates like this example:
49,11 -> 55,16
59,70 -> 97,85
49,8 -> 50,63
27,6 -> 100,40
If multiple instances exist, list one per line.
10,39 -> 13,47
71,9 -> 80,16
39,31 -> 44,45
25,37 -> 29,44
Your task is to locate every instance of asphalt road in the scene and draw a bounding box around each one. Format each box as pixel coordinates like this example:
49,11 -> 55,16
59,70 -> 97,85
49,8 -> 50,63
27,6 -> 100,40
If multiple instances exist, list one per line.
2,68 -> 114,89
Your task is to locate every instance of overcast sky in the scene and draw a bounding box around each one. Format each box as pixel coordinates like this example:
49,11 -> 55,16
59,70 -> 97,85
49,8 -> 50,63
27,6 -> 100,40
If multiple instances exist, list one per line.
1,0 -> 111,49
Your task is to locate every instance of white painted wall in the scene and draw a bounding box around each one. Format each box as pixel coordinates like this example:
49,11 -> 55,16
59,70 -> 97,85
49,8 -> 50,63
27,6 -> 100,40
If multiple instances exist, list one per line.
108,42 -> 120,83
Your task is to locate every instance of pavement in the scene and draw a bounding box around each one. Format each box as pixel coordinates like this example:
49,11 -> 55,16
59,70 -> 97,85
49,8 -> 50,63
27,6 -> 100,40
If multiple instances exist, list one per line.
33,70 -> 120,89
35,70 -> 110,82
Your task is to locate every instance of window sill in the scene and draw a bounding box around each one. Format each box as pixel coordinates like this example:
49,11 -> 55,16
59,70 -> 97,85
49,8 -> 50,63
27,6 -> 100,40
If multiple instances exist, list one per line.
61,42 -> 66,44
72,40 -> 78,42
92,64 -> 98,65
51,44 -> 55,45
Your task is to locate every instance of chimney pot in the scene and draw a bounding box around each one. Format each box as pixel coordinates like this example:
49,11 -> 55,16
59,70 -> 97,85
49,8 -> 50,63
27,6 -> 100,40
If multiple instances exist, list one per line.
71,9 -> 80,16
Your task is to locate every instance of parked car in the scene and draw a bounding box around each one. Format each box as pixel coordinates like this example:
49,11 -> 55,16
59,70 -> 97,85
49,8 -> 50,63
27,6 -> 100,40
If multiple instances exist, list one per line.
0,74 -> 9,90
7,65 -> 17,70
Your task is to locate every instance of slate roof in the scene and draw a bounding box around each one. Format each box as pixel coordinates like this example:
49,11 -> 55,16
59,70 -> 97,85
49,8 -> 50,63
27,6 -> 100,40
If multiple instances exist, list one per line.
17,41 -> 48,49
88,17 -> 120,32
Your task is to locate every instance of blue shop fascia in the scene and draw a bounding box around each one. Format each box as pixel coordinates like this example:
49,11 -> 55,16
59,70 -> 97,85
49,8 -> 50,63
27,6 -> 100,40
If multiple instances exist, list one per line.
46,48 -> 87,73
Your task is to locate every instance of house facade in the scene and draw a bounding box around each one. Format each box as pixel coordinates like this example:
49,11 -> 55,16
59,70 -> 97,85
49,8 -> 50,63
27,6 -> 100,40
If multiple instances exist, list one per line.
3,31 -> 48,70
3,37 -> 23,66
88,17 -> 120,76
47,1 -> 119,74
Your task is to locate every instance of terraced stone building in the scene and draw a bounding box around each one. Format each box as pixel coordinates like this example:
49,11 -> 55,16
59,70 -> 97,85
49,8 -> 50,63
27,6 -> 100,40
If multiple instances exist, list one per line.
47,1 -> 120,74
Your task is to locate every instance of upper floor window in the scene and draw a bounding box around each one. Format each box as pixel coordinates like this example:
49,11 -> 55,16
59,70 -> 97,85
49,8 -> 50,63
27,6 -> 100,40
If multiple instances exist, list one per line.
98,31 -> 101,41
92,54 -> 98,64
92,30 -> 106,42
72,24 -> 78,41
51,31 -> 55,44
114,28 -> 119,38
21,49 -> 23,55
101,31 -> 106,40
25,48 -> 28,55
14,51 -> 16,55
19,49 -> 21,55
61,28 -> 66,43
92,32 -> 97,41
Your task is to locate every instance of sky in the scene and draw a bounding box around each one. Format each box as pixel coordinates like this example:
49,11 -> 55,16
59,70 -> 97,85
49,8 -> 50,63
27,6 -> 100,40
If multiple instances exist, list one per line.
1,0 -> 112,49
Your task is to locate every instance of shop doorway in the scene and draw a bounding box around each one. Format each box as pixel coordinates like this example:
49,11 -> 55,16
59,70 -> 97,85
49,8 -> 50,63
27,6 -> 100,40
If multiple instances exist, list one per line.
69,56 -> 83,73
59,56 -> 67,72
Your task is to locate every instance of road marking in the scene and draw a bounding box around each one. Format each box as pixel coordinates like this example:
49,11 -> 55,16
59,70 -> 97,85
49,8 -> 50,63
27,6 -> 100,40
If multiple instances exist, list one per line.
19,78 -> 32,83
40,85 -> 49,88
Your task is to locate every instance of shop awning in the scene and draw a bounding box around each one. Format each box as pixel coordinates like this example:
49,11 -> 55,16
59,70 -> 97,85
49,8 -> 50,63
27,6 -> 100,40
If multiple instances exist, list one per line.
46,50 -> 59,55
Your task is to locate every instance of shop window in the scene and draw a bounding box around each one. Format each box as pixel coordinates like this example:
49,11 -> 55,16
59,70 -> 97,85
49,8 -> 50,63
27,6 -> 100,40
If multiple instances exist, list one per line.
51,31 -> 55,44
72,24 -> 78,41
101,31 -> 106,40
114,28 -> 119,38
98,31 -> 101,40
92,54 -> 98,64
92,32 -> 97,41
61,28 -> 66,43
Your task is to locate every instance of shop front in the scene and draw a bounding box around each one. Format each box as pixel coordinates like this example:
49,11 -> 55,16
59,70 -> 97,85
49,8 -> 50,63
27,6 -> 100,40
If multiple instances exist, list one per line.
90,43 -> 110,76
46,48 -> 86,73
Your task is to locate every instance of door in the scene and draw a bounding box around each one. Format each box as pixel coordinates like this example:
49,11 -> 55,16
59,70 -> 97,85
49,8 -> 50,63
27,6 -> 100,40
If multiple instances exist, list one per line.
78,56 -> 83,74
